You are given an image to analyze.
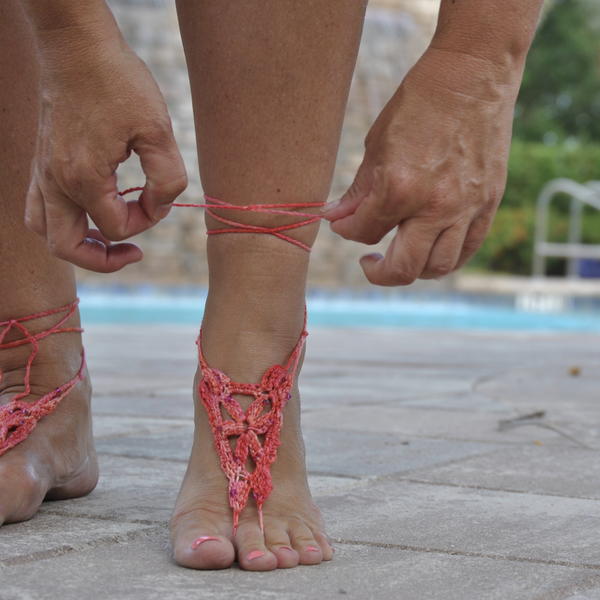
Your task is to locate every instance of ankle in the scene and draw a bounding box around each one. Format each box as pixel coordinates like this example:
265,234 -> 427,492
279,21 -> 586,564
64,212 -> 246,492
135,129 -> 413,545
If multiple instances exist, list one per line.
0,303 -> 83,395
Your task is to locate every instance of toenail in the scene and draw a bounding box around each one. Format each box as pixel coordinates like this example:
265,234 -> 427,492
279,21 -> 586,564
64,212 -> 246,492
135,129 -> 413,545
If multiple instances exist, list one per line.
247,550 -> 265,561
279,546 -> 294,552
306,546 -> 320,553
191,536 -> 221,549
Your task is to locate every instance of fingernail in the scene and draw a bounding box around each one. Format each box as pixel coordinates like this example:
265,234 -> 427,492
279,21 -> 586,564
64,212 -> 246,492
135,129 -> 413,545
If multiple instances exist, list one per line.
360,252 -> 383,264
191,536 -> 221,550
247,550 -> 265,561
306,546 -> 320,553
320,199 -> 340,213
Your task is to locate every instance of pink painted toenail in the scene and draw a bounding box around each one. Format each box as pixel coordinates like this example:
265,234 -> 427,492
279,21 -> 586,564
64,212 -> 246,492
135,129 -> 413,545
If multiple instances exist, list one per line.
247,550 -> 265,561
280,546 -> 294,552
191,536 -> 221,550
306,546 -> 320,553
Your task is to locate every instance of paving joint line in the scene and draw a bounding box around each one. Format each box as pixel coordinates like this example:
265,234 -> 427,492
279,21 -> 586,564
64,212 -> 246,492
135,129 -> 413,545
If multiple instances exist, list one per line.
0,525 -> 164,567
396,476 -> 600,502
333,539 -> 600,571
40,509 -> 164,526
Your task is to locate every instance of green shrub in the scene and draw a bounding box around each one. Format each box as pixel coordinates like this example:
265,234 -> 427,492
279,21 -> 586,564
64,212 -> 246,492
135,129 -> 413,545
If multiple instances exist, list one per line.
467,141 -> 600,275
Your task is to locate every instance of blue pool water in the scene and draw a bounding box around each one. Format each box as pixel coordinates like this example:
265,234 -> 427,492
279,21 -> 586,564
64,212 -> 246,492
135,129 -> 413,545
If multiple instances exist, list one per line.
78,287 -> 600,333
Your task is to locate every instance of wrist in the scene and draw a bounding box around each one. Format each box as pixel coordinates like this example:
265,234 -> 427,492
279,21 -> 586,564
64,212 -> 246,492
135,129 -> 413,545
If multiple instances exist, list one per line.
409,45 -> 524,107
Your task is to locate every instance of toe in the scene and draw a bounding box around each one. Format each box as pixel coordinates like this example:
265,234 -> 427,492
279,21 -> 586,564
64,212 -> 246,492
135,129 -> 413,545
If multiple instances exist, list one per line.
289,521 -> 324,565
235,521 -> 278,571
264,523 -> 300,569
314,530 -> 335,561
171,514 -> 235,570
175,534 -> 235,570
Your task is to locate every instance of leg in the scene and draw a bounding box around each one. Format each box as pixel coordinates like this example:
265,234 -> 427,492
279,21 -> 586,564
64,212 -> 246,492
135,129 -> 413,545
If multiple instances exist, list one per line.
0,1 -> 97,525
171,1 -> 366,570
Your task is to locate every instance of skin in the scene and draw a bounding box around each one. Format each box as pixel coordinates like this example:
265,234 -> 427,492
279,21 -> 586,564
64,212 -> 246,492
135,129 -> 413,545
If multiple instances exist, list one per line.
1,0 -> 543,572
0,1 -> 98,526
322,0 -> 544,286
20,0 -> 187,272
172,0 -> 367,569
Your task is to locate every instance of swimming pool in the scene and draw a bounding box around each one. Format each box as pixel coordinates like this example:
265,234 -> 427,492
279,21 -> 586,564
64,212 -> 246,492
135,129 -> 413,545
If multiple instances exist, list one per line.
78,287 -> 600,332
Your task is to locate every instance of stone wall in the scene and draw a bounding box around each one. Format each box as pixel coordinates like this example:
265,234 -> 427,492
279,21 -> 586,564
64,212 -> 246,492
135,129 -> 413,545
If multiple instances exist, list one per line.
78,0 -> 439,288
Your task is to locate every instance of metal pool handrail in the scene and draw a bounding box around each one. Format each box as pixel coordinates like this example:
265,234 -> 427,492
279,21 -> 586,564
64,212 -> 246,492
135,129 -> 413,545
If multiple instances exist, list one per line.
533,178 -> 600,278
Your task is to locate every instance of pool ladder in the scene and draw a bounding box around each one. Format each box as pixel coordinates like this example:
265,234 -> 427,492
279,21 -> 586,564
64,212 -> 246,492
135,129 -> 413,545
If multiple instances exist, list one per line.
533,178 -> 600,278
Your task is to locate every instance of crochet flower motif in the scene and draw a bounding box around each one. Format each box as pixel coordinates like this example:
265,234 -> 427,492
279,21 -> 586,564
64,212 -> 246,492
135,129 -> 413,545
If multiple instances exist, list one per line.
197,362 -> 294,535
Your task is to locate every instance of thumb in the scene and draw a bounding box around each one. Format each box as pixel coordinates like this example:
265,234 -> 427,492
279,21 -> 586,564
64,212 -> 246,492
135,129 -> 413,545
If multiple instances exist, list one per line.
320,159 -> 374,221
133,124 -> 188,222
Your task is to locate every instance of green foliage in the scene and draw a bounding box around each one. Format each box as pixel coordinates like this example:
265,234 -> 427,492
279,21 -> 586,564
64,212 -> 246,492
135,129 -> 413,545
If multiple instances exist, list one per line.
515,0 -> 600,143
468,141 -> 600,275
470,0 -> 600,274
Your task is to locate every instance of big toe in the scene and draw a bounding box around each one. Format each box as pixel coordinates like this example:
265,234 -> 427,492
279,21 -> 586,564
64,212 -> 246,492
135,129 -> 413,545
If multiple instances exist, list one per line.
171,515 -> 235,570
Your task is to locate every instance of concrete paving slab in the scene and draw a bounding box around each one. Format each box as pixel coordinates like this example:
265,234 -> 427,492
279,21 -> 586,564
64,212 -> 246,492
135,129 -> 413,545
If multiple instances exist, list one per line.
303,328 -> 600,369
4,324 -> 599,597
39,454 -> 361,526
94,427 -> 499,478
92,393 -> 194,419
96,430 -> 194,462
476,366 -> 600,443
2,531 -> 600,600
302,404 -> 573,445
0,512 -> 155,563
304,429 -> 501,477
93,415 -> 192,439
321,479 -> 600,567
39,455 -> 185,523
402,445 -> 600,499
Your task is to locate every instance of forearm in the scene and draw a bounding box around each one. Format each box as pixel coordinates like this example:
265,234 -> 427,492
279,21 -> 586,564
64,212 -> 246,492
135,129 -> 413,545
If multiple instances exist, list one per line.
431,0 -> 543,73
20,0 -> 123,68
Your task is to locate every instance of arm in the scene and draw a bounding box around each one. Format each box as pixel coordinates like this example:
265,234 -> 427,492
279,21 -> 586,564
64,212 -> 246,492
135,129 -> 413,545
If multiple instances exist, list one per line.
322,0 -> 543,286
20,0 -> 187,272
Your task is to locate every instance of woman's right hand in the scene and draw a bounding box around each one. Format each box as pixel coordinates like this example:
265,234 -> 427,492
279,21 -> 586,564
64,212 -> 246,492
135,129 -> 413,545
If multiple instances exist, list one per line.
25,30 -> 187,273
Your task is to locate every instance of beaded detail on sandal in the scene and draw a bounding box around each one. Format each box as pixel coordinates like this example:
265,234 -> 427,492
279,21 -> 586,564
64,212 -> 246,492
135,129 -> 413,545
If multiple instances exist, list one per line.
0,299 -> 85,457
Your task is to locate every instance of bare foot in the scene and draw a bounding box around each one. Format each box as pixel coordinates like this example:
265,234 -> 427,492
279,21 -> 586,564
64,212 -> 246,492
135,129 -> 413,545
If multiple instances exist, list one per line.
170,306 -> 333,571
0,314 -> 98,526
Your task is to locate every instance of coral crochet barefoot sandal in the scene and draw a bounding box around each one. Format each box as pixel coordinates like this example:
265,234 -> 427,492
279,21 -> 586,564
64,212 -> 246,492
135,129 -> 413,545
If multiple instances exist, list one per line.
0,299 -> 85,457
128,187 -> 324,536
197,310 -> 307,535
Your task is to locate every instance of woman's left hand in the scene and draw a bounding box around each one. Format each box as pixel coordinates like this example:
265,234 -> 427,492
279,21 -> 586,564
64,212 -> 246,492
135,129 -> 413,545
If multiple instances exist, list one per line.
321,48 -> 520,286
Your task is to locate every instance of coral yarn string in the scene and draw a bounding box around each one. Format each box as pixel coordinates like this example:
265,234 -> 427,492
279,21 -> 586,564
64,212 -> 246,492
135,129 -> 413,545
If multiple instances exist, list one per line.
0,299 -> 85,457
121,187 -> 326,252
121,187 -> 318,534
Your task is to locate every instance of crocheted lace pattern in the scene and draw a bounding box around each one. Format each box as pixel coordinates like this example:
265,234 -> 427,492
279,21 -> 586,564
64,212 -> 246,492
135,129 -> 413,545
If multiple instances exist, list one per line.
196,313 -> 307,535
0,299 -> 85,457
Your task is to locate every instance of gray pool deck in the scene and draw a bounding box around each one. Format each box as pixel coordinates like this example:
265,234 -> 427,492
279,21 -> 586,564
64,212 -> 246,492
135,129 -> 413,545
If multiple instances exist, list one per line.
2,324 -> 600,599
